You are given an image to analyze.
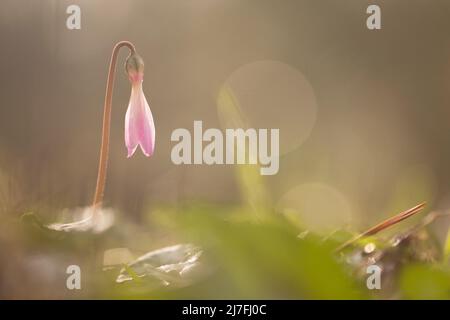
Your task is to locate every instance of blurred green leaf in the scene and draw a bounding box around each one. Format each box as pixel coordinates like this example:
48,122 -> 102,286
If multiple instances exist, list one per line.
400,264 -> 450,300
444,229 -> 450,264
169,207 -> 364,299
116,244 -> 202,286
217,86 -> 271,218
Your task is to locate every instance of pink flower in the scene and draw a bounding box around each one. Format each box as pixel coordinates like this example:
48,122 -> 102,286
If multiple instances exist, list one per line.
125,54 -> 155,158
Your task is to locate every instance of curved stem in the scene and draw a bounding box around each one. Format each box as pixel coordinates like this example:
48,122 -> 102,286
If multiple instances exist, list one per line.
92,41 -> 136,209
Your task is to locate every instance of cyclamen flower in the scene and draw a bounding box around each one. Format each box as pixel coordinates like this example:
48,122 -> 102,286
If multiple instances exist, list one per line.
125,53 -> 156,157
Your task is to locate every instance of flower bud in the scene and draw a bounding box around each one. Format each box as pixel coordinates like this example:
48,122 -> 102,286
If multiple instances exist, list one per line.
124,52 -> 155,158
125,53 -> 145,83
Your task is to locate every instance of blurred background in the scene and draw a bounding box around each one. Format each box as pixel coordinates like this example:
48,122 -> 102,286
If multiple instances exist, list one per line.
1,0 -> 450,299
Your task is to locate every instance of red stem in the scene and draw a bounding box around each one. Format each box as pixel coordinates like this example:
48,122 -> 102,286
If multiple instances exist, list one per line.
92,41 -> 136,209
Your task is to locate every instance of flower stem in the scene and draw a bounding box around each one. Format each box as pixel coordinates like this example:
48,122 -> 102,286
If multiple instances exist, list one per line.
92,41 -> 136,209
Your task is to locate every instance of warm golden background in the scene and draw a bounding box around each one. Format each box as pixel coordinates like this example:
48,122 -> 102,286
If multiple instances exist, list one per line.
1,0 -> 450,240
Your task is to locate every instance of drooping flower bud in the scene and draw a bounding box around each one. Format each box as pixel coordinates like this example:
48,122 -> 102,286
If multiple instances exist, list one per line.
124,52 -> 155,157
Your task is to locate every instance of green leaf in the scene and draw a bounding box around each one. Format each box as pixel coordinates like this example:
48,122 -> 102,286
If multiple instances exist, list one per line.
444,229 -> 450,264
400,264 -> 450,300
171,207 -> 364,299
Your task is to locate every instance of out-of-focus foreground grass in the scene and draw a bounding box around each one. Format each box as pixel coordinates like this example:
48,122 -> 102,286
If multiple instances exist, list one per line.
1,198 -> 450,299
0,156 -> 449,299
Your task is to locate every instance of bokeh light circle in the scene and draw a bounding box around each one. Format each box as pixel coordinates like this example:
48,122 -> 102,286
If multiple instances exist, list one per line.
220,60 -> 318,155
277,182 -> 352,232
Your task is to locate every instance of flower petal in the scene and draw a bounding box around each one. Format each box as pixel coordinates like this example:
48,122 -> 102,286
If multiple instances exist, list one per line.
125,83 -> 155,157
125,101 -> 139,158
137,92 -> 155,157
